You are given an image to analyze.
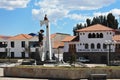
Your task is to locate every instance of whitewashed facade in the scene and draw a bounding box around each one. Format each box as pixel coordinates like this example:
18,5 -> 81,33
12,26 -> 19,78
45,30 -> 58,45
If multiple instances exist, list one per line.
77,31 -> 115,52
63,24 -> 116,53
0,33 -> 69,59
0,34 -> 38,58
63,24 -> 120,63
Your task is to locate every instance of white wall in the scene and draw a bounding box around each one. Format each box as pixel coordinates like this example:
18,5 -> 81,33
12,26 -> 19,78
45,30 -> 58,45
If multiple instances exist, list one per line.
64,31 -> 116,53
0,36 -> 39,58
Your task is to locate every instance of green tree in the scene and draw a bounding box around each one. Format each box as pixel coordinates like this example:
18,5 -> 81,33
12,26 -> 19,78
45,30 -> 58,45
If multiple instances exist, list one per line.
73,23 -> 84,36
69,53 -> 76,66
73,13 -> 118,35
86,18 -> 91,26
107,13 -> 118,29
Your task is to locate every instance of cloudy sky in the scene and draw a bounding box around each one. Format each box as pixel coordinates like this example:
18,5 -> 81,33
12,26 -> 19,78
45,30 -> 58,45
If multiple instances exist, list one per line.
0,0 -> 120,36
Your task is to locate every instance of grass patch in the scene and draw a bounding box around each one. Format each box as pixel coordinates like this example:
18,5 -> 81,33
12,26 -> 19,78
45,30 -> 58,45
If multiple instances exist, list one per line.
14,65 -> 89,70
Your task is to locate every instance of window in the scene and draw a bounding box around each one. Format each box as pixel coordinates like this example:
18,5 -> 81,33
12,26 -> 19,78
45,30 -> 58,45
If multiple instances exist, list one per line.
0,42 -> 7,48
29,41 -> 39,47
21,41 -> 25,47
11,41 -> 14,48
88,33 -> 103,38
107,32 -> 108,34
69,44 -> 76,52
103,44 -> 107,49
100,33 -> 103,38
85,43 -> 89,49
118,44 -> 120,48
88,33 -> 92,38
110,32 -> 112,35
96,33 -> 100,38
11,52 -> 14,58
97,43 -> 101,49
92,33 -> 96,38
21,52 -> 25,58
91,43 -> 95,49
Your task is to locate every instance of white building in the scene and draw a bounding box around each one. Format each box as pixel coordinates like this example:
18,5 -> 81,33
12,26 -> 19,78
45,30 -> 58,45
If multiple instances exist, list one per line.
63,24 -> 120,63
0,33 -> 69,60
0,34 -> 37,58
51,33 -> 70,61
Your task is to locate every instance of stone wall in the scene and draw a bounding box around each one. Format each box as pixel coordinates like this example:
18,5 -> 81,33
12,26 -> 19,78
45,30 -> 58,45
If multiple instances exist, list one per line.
0,59 -> 23,63
4,67 -> 120,79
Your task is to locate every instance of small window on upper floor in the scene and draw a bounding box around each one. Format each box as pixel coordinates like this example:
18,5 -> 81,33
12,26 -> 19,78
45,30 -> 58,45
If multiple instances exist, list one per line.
80,33 -> 82,35
11,41 -> 14,48
100,33 -> 103,38
88,33 -> 92,38
0,42 -> 7,48
21,41 -> 25,47
107,32 -> 109,35
110,32 -> 112,35
92,33 -> 96,38
96,33 -> 100,38
80,43 -> 82,45
88,33 -> 103,38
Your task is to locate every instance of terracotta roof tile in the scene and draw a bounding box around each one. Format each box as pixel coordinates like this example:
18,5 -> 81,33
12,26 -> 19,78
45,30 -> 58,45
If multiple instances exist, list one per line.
77,24 -> 114,32
0,35 -> 11,40
113,35 -> 120,42
51,34 -> 56,39
62,36 -> 76,42
9,34 -> 32,40
53,41 -> 64,49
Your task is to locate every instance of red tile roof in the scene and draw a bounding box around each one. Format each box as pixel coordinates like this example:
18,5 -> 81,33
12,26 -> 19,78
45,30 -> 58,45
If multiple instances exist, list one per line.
50,34 -> 56,39
53,41 -> 64,49
51,33 -> 70,48
113,35 -> 120,42
77,24 -> 114,32
0,35 -> 11,39
62,36 -> 76,42
9,34 -> 32,40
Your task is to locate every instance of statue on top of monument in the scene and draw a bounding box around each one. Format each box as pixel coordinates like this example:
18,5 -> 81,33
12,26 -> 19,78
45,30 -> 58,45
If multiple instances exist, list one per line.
38,29 -> 44,47
44,14 -> 48,21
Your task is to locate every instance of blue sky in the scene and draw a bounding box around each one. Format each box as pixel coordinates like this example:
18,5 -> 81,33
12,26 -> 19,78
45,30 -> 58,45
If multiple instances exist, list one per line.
0,0 -> 120,36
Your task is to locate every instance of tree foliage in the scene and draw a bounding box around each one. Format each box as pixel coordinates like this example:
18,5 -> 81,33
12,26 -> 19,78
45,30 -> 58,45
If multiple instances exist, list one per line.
73,13 -> 119,36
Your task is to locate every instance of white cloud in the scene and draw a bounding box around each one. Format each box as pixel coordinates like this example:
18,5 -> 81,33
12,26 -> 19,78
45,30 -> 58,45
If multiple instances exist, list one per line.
110,9 -> 120,16
66,14 -> 92,21
32,0 -> 115,21
93,8 -> 120,17
0,0 -> 30,10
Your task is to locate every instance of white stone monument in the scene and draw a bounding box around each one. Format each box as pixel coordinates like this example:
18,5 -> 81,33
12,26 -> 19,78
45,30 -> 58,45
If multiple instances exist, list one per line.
40,14 -> 52,61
